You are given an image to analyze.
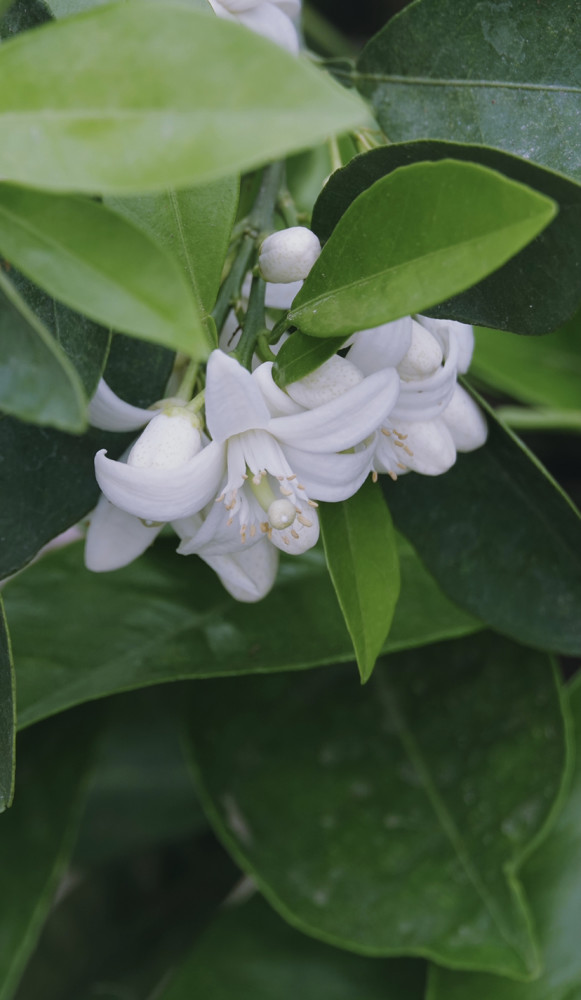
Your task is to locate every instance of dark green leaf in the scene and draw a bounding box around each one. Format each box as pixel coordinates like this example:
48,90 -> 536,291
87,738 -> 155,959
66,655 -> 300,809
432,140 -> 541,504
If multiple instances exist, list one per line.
427,674 -> 581,1000
385,398 -> 581,655
321,480 -> 400,682
312,141 -> 581,336
0,707 -> 101,1000
160,896 -> 426,1000
0,335 -> 173,579
0,268 -> 87,432
289,161 -> 556,337
273,332 -> 348,388
108,177 -> 239,319
0,185 -> 208,357
357,0 -> 581,183
0,2 -> 365,194
473,311 -> 581,408
185,633 -> 568,978
7,538 -> 480,729
0,0 -> 52,37
0,598 -> 15,812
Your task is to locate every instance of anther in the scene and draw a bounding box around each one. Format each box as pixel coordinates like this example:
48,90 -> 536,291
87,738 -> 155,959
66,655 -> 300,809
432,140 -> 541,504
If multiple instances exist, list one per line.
279,486 -> 293,496
250,525 -> 256,538
388,470 -> 398,481
291,529 -> 299,539
307,500 -> 319,508
393,439 -> 404,449
403,445 -> 414,456
297,514 -> 312,527
282,536 -> 290,545
381,427 -> 391,437
372,470 -> 378,483
260,522 -> 269,533
396,462 -> 407,470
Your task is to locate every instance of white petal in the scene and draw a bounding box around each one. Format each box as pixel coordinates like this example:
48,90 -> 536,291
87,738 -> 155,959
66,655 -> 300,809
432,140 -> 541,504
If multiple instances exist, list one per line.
394,419 -> 456,476
347,318 -> 412,374
127,412 -> 202,469
218,309 -> 242,354
281,438 -> 375,501
174,498 -> 254,557
88,379 -> 156,432
201,538 -> 279,602
416,316 -> 474,374
391,352 -> 457,423
240,3 -> 299,51
205,350 -> 271,442
397,319 -> 443,380
265,279 -> 303,309
84,495 -> 163,572
252,362 -> 304,416
95,440 -> 226,521
270,367 -> 400,453
286,355 -> 363,408
442,385 -> 488,451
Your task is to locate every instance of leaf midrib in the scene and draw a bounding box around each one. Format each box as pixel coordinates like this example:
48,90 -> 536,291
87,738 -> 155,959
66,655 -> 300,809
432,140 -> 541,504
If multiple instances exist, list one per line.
352,72 -> 581,95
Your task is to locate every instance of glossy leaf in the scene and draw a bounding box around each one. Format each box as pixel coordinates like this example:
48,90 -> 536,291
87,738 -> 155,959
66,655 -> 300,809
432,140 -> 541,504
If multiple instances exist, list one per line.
428,675 -> 581,1000
0,268 -> 87,432
473,312 -> 581,409
0,334 -> 174,580
108,176 -> 239,320
160,895 -> 426,1000
185,633 -> 568,978
0,708 -> 101,1000
289,161 -> 556,337
0,2 -> 365,194
312,141 -> 581,336
357,0 -> 581,183
385,399 -> 581,655
0,186 -> 208,357
273,331 -> 347,387
320,481 -> 400,683
6,538 -> 480,730
0,598 -> 15,813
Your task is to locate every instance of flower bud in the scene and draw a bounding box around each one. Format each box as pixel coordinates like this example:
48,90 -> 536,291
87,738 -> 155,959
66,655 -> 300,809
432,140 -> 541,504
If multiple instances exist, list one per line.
259,227 -> 321,283
286,355 -> 363,408
397,320 -> 443,381
127,410 -> 202,470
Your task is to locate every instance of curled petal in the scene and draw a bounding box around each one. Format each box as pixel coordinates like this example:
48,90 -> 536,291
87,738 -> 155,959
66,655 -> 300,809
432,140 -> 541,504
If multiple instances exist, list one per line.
391,352 -> 457,423
270,368 -> 400,453
240,2 -> 299,52
398,319 -> 443,380
88,379 -> 156,432
95,440 -> 226,521
206,350 -> 271,442
416,316 -> 474,373
442,385 -> 488,451
85,495 -> 163,572
281,438 -> 376,502
347,318 -> 412,374
394,419 -> 456,476
252,362 -> 304,417
202,538 -> 279,603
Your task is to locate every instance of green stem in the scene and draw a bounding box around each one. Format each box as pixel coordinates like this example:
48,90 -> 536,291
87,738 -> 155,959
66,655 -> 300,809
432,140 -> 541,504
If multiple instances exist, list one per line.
175,360 -> 199,401
497,406 -> 581,434
236,274 -> 267,370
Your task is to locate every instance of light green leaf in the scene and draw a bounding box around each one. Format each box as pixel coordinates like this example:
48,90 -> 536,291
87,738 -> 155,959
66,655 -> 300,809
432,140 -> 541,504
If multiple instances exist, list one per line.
108,179 -> 239,316
0,1 -> 365,194
159,896 -> 426,1000
184,633 -> 569,978
0,267 -> 87,432
427,675 -> 581,1000
357,0 -> 581,184
0,708 -> 101,1000
6,539 -> 480,730
472,312 -> 581,410
289,161 -> 556,337
385,397 -> 581,655
321,480 -> 400,683
0,598 -> 15,813
0,185 -> 208,357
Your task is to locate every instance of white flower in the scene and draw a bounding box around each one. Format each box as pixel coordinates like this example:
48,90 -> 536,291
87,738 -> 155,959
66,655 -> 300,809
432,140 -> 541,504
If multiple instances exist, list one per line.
259,227 -> 321,283
94,349 -> 399,558
348,316 -> 487,479
88,378 -> 160,432
208,0 -> 300,53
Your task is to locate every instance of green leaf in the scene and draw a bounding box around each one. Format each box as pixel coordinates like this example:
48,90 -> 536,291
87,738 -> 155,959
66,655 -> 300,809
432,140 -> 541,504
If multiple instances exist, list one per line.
0,185 -> 208,358
427,674 -> 581,1000
159,896 -> 426,1000
311,141 -> 581,336
0,334 -> 173,579
184,633 -> 569,978
472,311 -> 581,409
385,397 -> 581,656
0,267 -> 87,432
273,331 -> 348,388
108,176 -> 239,319
289,161 -> 556,337
320,480 -> 400,683
7,538 -> 480,730
0,707 -> 101,1000
0,2 -> 365,194
0,0 -> 52,37
0,598 -> 15,813
356,0 -> 581,184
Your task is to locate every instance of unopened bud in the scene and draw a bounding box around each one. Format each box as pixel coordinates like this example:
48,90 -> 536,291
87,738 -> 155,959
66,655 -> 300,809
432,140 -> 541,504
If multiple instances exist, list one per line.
286,355 -> 363,408
397,320 -> 443,380
127,411 -> 202,470
259,227 -> 321,283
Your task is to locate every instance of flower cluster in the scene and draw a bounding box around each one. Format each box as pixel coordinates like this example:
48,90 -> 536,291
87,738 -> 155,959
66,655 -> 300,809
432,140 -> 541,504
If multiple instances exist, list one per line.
85,226 -> 487,602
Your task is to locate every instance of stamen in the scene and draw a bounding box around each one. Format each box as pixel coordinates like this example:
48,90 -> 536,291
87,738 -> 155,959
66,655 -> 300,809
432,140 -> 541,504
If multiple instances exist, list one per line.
250,524 -> 256,538
372,470 -> 378,483
381,427 -> 391,437
287,474 -> 297,481
403,445 -> 414,457
282,535 -> 290,545
297,514 -> 312,527
252,473 -> 262,485
307,500 -> 319,508
215,493 -> 225,503
393,439 -> 404,449
291,529 -> 299,539
260,522 -> 269,533
396,462 -> 407,470
388,471 -> 398,481
227,517 -> 234,526
279,486 -> 293,496
297,483 -> 306,490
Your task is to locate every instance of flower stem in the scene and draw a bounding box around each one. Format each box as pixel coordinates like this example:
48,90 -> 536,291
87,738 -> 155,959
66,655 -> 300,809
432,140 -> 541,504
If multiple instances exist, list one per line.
175,360 -> 199,402
236,273 -> 267,370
